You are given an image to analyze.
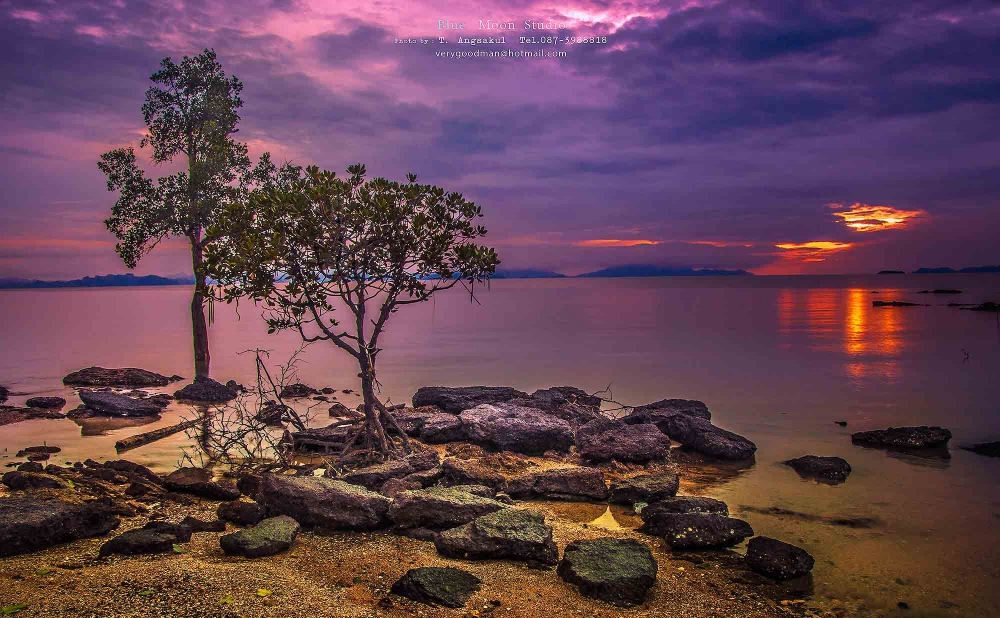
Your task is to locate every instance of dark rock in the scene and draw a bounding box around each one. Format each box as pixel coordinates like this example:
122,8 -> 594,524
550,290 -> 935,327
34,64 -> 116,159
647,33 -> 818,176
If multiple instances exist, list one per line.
784,456 -> 852,483
534,386 -> 603,409
343,459 -> 413,490
328,402 -> 360,418
220,515 -> 300,557
390,567 -> 481,608
963,441 -> 1000,457
402,467 -> 444,488
180,516 -> 226,533
835,421 -> 848,427
873,300 -> 922,307
446,443 -> 487,459
320,387 -> 336,394
646,513 -> 753,549
381,478 -> 422,497
963,302 -> 1000,312
0,496 -> 119,557
279,383 -> 317,398
460,403 -> 574,455
168,375 -> 184,382
103,460 -> 160,484
609,473 -> 680,505
412,386 -> 528,413
79,390 -> 168,417
505,467 -> 607,501
450,484 -> 496,499
172,377 -> 238,403
256,401 -> 287,425
16,445 -> 61,456
435,508 -> 558,564
390,406 -> 435,435
577,419 -> 670,463
99,529 -> 177,556
2,471 -> 67,490
442,458 -> 506,489
744,536 -> 815,580
626,399 -> 712,426
141,521 -> 193,542
918,289 -> 962,294
658,415 -> 756,460
557,538 -> 658,607
124,482 -> 157,498
405,449 -> 441,472
389,486 -> 507,530
237,474 -> 261,498
852,426 -> 952,449
63,367 -> 169,387
25,397 -> 66,409
256,474 -> 391,531
639,497 -> 730,534
163,467 -> 240,501
218,500 -> 265,526
0,385 -> 7,404
419,413 -> 466,443
16,462 -> 44,473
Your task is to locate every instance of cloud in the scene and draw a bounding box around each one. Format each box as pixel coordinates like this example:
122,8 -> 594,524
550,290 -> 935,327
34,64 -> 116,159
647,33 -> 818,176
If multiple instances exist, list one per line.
831,202 -> 925,232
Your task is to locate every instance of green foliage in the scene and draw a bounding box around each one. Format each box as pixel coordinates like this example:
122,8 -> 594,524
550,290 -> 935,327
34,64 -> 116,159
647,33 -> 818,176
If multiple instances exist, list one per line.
206,164 -> 499,362
1,604 -> 28,615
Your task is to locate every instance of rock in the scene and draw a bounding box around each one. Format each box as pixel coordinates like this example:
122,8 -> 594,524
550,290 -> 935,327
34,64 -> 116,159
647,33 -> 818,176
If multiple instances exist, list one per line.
103,460 -> 160,484
63,367 -> 169,387
419,413 -> 466,443
256,474 -> 391,531
390,406 -> 435,435
963,441 -> 1000,457
873,300 -> 922,307
646,513 -> 753,549
557,538 -> 658,607
531,386 -> 603,409
16,445 -> 61,456
25,396 -> 66,409
639,497 -> 730,533
220,515 -> 300,558
389,486 -> 507,530
441,458 -> 506,489
164,467 -> 241,501
450,484 -> 496,499
744,536 -> 814,580
412,386 -> 528,413
17,462 -> 44,473
609,473 -> 680,505
342,459 -> 413,490
141,521 -> 193,542
626,398 -> 712,425
851,426 -> 952,449
2,471 -> 67,490
505,467 -> 608,501
279,383 -> 317,398
0,496 -> 119,557
99,529 -> 178,557
0,385 -> 7,404
435,508 -> 558,564
405,449 -> 441,472
180,516 -> 226,533
784,456 -> 852,483
381,478 -> 422,497
402,467 -> 444,488
964,302 -> 1000,312
218,500 -> 265,526
237,474 -> 262,498
390,567 -> 481,609
460,403 -> 574,455
577,419 -> 670,463
835,421 -> 848,427
172,377 -> 238,402
78,389 -> 168,417
256,401 -> 287,425
446,443 -> 487,459
658,415 -> 756,460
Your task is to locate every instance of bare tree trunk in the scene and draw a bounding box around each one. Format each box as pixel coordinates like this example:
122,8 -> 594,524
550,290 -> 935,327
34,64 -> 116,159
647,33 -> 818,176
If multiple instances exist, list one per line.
190,237 -> 211,379
360,362 -> 391,457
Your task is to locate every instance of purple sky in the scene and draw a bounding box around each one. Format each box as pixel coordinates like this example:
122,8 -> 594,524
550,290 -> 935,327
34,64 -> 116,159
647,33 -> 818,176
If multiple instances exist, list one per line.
1,0 -> 998,278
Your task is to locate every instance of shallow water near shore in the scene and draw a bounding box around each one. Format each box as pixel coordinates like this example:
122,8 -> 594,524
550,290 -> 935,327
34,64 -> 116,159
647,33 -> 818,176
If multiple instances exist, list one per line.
2,274 -> 1000,617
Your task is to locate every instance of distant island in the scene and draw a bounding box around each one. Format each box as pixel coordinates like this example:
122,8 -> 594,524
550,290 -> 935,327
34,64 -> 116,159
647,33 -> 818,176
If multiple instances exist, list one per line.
0,273 -> 195,289
491,269 -> 566,279
877,270 -> 906,275
577,264 -> 751,278
912,265 -> 1000,274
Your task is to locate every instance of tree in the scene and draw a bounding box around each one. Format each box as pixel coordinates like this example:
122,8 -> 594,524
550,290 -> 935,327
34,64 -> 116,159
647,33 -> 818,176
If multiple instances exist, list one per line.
205,164 -> 500,458
99,49 -> 288,380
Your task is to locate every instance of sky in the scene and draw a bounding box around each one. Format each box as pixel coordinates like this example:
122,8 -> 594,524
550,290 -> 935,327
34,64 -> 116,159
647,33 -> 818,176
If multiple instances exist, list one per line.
1,0 -> 998,279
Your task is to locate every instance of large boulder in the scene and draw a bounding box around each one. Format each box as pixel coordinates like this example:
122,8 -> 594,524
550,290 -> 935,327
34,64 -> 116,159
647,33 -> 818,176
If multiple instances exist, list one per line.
64,367 -> 169,387
25,396 -> 66,409
99,529 -> 179,557
460,404 -> 574,455
784,456 -> 851,483
419,413 -> 466,443
531,386 -> 603,409
442,458 -> 506,489
173,377 -> 238,403
392,407 -> 438,436
164,468 -> 241,501
78,390 -> 168,417
557,538 -> 658,607
505,467 -> 607,501
639,497 -> 729,534
412,386 -> 528,413
389,486 -> 506,530
609,473 -> 680,505
218,500 -> 265,526
626,398 -> 711,425
0,496 -> 120,557
342,459 -> 413,490
577,419 -> 670,463
646,513 -> 753,549
3,471 -> 67,490
658,415 -> 756,460
220,516 -> 300,558
851,426 -> 952,449
435,508 -> 558,564
256,474 -> 391,531
745,536 -> 815,580
390,567 -> 481,609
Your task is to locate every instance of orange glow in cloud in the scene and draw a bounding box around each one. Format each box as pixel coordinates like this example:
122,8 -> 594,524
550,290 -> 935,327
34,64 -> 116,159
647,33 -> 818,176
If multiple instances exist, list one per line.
572,239 -> 661,247
774,241 -> 853,264
831,203 -> 925,232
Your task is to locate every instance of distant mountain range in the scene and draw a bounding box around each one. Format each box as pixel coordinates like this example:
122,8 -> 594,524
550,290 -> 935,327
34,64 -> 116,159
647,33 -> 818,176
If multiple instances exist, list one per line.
877,265 -> 1000,275
577,264 -> 752,278
0,273 -> 195,289
491,269 -> 566,279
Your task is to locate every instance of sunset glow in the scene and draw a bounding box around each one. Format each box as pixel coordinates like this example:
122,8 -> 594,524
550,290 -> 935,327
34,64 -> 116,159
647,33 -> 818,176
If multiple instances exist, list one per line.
572,239 -> 661,247
831,203 -> 925,232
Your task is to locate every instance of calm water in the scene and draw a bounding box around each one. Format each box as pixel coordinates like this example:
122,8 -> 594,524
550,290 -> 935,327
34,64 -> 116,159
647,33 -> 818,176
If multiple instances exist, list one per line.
2,275 -> 1000,617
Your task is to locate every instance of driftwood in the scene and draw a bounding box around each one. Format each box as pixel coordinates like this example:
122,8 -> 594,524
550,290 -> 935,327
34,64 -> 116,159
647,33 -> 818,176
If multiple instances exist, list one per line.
115,416 -> 203,452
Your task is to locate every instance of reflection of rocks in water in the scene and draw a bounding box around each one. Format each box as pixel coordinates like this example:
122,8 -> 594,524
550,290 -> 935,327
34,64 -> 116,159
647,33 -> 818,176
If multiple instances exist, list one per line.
673,449 -> 755,492
852,442 -> 952,469
72,414 -> 160,436
534,501 -> 642,530
740,505 -> 880,529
